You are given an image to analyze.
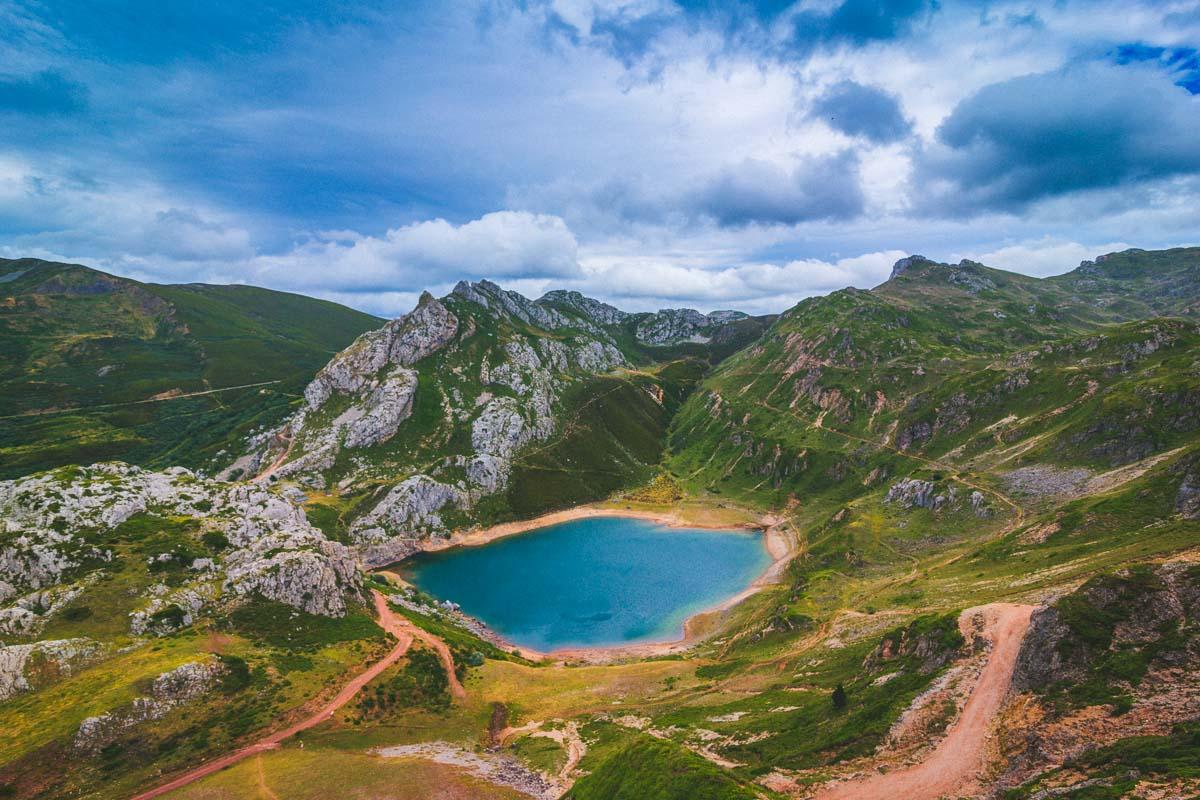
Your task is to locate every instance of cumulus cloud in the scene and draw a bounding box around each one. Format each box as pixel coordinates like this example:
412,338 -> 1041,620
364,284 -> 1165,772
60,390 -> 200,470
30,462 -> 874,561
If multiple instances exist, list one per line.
694,153 -> 864,227
917,63 -> 1200,214
0,0 -> 1198,319
555,249 -> 907,314
251,211 -> 581,293
956,237 -> 1135,277
811,80 -> 911,143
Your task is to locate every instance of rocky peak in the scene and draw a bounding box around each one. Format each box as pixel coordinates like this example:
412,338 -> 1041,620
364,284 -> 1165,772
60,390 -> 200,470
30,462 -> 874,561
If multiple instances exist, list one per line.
303,293 -> 458,412
706,309 -> 749,324
635,308 -> 714,345
889,254 -> 934,279
453,280 -> 573,331
537,290 -> 628,326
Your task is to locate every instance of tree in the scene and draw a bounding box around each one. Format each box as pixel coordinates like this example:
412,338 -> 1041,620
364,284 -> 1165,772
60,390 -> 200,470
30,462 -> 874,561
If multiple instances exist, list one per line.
831,683 -> 847,710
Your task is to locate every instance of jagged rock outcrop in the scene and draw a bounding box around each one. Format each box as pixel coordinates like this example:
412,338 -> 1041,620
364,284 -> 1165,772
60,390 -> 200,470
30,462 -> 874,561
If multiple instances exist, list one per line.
302,292 -> 458,409
454,279 -> 572,331
238,281 -> 637,560
1177,470 -> 1200,519
1012,563 -> 1200,693
73,659 -> 225,754
0,463 -> 363,634
353,475 -> 464,540
538,289 -> 628,326
863,614 -> 964,675
634,307 -> 745,345
883,478 -> 982,515
885,478 -> 939,509
250,293 -> 460,488
889,254 -> 933,279
0,638 -> 102,700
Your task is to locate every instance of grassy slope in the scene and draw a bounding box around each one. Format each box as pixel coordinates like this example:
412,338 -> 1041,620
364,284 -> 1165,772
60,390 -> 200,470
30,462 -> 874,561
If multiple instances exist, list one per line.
5,248 -> 1200,799
296,291 -> 716,535
0,258 -> 380,478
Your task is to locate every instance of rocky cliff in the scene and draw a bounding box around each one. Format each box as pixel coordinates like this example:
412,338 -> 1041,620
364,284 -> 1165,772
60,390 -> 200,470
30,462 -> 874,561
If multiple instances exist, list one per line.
0,462 -> 363,640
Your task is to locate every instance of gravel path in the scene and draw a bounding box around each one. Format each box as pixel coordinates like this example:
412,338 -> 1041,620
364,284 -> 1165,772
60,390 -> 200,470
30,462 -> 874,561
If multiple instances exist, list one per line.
129,590 -> 416,800
813,603 -> 1034,800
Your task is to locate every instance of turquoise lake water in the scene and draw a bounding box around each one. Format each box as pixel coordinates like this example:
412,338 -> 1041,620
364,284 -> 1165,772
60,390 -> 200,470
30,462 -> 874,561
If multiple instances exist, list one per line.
399,516 -> 771,651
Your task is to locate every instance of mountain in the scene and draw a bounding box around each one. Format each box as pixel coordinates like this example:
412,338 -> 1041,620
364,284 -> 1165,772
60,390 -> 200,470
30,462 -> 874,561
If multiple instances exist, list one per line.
0,258 -> 383,479
227,278 -> 768,566
658,246 -> 1200,794
2,247 -> 1200,800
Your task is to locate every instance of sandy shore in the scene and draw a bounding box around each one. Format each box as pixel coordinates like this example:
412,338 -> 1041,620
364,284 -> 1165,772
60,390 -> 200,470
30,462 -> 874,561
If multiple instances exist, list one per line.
419,505 -> 765,553
394,506 -> 799,664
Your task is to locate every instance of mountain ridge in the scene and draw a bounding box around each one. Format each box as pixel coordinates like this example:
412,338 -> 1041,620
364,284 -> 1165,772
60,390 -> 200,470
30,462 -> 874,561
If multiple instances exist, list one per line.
2,245 -> 1200,800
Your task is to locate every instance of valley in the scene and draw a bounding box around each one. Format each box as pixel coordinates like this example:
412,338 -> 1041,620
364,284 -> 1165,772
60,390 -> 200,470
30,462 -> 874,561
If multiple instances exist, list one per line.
1,248 -> 1199,800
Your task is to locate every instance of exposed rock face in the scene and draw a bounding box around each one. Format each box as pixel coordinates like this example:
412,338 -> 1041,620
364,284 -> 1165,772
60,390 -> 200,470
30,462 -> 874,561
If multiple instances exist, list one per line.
0,638 -> 101,700
538,289 -> 628,326
303,292 -> 457,409
339,369 -> 420,449
885,478 -> 938,509
0,463 -> 363,635
73,659 -> 224,754
472,397 -> 529,459
1177,470 -> 1200,519
454,280 -> 572,331
706,309 -> 748,324
882,478 -> 989,517
353,475 -> 464,540
1012,563 -> 1200,693
536,287 -> 749,346
635,308 -> 716,345
889,255 -> 933,279
863,614 -> 964,675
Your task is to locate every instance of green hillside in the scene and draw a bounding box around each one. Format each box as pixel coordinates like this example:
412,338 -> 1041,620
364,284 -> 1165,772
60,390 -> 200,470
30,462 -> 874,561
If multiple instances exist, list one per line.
0,258 -> 381,478
3,247 -> 1199,800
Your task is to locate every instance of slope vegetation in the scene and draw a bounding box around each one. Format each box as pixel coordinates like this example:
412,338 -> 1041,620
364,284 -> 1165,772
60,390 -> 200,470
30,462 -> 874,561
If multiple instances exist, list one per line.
0,258 -> 381,478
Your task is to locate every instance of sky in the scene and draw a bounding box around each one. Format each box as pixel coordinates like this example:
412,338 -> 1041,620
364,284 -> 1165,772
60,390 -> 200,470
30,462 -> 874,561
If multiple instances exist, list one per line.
0,1 -> 1198,316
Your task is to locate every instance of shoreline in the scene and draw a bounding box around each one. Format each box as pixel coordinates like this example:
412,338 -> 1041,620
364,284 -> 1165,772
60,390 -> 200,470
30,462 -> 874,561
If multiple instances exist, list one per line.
386,505 -> 798,664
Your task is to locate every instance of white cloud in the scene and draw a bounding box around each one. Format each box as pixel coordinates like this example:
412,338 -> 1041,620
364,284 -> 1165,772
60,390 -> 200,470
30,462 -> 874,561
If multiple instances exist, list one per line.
958,238 -> 1134,277
249,211 -> 581,294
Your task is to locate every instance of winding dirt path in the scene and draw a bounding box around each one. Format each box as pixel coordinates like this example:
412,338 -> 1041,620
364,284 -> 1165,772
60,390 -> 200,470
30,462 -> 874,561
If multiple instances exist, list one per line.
130,591 -> 415,800
759,399 -> 1026,532
253,428 -> 295,482
812,603 -> 1034,800
395,616 -> 467,700
0,380 -> 282,421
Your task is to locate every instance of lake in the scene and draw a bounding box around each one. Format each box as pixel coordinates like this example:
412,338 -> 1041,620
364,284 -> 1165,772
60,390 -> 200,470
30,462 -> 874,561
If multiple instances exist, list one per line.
398,516 -> 771,651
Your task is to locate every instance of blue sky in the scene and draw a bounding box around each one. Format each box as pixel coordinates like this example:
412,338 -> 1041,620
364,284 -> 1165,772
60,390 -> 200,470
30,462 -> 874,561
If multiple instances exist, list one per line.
0,0 -> 1197,315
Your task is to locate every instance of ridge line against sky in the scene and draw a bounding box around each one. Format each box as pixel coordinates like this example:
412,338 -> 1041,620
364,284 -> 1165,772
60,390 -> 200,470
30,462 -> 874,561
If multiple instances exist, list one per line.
0,0 -> 1197,316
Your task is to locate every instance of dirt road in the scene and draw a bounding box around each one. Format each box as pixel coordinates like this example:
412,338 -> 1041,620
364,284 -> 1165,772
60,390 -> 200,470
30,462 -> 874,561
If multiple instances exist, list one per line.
130,591 -> 414,800
395,615 -> 467,700
813,603 -> 1034,800
0,380 -> 282,421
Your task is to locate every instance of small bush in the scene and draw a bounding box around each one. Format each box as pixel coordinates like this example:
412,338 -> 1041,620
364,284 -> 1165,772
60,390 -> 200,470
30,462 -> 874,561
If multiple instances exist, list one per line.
217,654 -> 251,693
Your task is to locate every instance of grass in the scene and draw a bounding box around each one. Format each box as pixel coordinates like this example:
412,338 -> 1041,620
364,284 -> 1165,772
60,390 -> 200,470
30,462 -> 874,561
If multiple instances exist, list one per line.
158,748 -> 529,800
0,258 -> 379,478
565,734 -> 757,800
1004,723 -> 1200,799
226,601 -> 385,651
509,732 -> 567,775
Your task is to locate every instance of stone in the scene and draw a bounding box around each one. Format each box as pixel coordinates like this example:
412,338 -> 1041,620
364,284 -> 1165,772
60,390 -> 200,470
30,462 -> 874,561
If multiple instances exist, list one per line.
74,659 -> 224,754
